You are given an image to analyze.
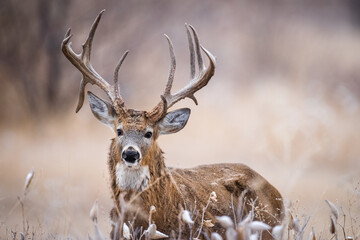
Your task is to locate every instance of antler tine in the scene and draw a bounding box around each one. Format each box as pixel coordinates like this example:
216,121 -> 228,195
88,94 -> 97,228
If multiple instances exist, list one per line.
187,24 -> 205,71
185,24 -> 195,79
62,10 -> 128,113
163,34 -> 176,98
114,50 -> 129,107
81,9 -> 105,63
146,25 -> 216,122
76,79 -> 87,113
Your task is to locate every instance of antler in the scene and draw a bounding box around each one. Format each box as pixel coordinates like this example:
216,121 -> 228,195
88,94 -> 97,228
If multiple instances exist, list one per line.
61,10 -> 128,114
146,24 -> 216,122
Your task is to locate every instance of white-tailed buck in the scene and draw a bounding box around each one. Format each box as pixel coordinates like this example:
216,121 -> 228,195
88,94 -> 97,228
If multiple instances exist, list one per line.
62,10 -> 283,239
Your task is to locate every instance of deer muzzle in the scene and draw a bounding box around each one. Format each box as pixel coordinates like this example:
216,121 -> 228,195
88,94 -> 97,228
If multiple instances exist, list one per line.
121,146 -> 141,166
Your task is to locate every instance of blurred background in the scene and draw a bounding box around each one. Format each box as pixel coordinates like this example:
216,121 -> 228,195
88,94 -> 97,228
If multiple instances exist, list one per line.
1,0 -> 359,238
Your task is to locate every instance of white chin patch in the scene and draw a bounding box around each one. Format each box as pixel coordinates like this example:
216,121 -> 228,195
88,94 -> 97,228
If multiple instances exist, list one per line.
122,159 -> 140,168
116,163 -> 149,191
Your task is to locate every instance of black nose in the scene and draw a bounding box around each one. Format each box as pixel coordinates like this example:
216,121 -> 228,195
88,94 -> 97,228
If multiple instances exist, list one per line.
122,148 -> 140,163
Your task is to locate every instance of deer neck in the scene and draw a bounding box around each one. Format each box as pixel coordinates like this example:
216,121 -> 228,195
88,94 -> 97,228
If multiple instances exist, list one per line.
109,139 -> 185,222
142,143 -> 167,181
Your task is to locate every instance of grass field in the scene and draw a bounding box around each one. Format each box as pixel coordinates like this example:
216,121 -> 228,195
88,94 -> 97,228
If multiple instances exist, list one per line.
0,81 -> 359,239
0,0 -> 359,239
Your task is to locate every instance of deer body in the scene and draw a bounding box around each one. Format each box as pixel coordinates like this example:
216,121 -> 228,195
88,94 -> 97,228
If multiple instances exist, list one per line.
107,120 -> 283,238
62,10 -> 284,239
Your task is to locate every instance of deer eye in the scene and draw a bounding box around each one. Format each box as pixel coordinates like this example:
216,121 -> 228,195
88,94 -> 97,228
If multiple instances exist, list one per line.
117,129 -> 123,136
144,131 -> 152,139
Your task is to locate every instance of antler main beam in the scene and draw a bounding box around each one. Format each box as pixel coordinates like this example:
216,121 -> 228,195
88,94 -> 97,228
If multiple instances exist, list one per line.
61,10 -> 127,113
146,24 -> 216,122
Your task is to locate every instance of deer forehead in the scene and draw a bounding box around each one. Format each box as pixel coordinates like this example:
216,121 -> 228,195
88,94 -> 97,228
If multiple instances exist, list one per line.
117,109 -> 154,131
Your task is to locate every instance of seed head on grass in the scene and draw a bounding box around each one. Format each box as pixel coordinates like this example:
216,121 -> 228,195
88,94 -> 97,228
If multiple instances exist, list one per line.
248,221 -> 271,232
123,223 -> 131,239
215,216 -> 233,228
90,199 -> 98,223
18,169 -> 35,234
226,228 -> 237,240
146,224 -> 156,238
145,224 -> 169,239
291,217 -> 301,233
272,225 -> 284,240
24,169 -> 34,192
308,228 -> 316,240
210,191 -> 217,202
325,199 -> 339,220
211,232 -> 223,240
181,210 -> 194,224
249,232 -> 259,240
150,205 -> 156,214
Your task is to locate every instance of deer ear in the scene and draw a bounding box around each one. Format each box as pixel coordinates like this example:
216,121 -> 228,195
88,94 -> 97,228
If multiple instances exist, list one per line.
158,108 -> 191,135
87,91 -> 116,128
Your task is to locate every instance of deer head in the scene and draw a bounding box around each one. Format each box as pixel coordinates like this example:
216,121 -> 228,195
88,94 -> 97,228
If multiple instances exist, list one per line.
61,10 -> 215,169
